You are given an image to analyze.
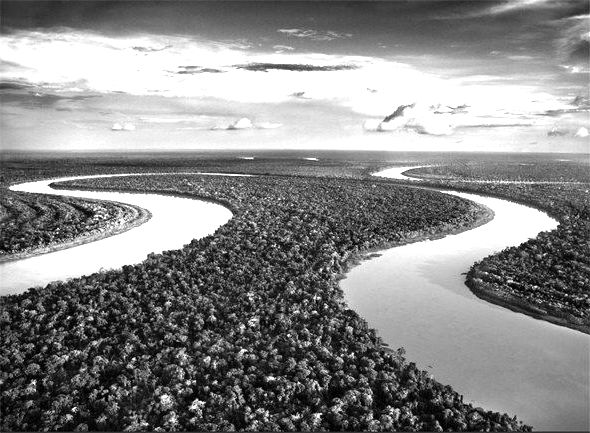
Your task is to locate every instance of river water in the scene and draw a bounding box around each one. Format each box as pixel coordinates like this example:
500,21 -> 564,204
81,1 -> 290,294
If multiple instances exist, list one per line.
2,169 -> 588,430
0,173 -> 236,295
342,167 -> 589,431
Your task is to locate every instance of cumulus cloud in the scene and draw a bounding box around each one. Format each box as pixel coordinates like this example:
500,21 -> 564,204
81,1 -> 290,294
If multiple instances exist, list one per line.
277,28 -> 352,41
572,95 -> 590,108
0,28 -> 576,127
543,94 -> 590,116
364,103 -> 454,136
547,125 -> 590,137
547,126 -> 569,136
112,122 -> 136,131
227,118 -> 252,130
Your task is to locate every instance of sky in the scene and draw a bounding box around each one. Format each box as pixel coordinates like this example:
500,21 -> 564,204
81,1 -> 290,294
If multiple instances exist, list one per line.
0,0 -> 589,153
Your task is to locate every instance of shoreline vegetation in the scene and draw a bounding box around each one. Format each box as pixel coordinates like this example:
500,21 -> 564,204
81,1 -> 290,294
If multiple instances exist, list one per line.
0,189 -> 152,263
1,170 -> 529,431
400,165 -> 590,335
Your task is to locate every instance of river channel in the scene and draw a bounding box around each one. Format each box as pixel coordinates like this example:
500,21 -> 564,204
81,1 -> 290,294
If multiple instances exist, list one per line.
342,166 -> 589,431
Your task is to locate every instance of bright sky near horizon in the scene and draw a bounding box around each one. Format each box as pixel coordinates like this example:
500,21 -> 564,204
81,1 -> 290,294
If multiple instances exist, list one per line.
0,1 -> 589,152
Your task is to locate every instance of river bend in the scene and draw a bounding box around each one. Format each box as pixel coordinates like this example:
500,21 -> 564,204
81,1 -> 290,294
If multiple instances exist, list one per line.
2,169 -> 588,430
0,173 -> 239,295
342,166 -> 589,431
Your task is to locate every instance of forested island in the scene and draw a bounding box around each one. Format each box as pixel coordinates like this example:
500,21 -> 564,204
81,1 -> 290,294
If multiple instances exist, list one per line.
1,163 -> 529,431
403,163 -> 590,334
0,191 -> 149,262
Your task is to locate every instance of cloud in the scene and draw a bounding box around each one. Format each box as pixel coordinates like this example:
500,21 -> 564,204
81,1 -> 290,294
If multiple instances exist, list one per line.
228,118 -> 252,130
290,91 -> 311,99
0,90 -> 99,109
573,95 -> 590,108
555,14 -> 590,69
234,63 -> 357,72
112,122 -> 135,131
543,95 -> 590,116
546,125 -> 590,137
382,103 -> 415,122
441,0 -> 575,18
365,103 -> 453,136
0,81 -> 33,90
211,118 -> 282,130
256,122 -> 282,129
221,39 -> 253,50
431,103 -> 470,114
176,66 -> 225,74
487,0 -> 556,15
273,45 -> 294,53
0,28 -> 576,126
138,115 -> 219,125
133,45 -> 171,53
277,28 -> 352,41
458,122 -> 534,128
547,126 -> 569,136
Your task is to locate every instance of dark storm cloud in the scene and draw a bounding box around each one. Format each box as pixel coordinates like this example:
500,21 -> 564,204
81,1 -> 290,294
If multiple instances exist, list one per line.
235,63 -> 357,72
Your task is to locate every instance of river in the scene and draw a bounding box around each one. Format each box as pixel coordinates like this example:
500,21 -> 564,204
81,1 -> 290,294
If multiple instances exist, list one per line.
2,169 -> 588,430
0,173 -> 237,295
342,166 -> 589,431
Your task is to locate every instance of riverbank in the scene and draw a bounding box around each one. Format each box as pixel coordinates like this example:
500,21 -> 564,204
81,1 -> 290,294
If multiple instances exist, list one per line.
466,273 -> 590,334
0,174 -> 233,295
0,199 -> 151,263
340,185 -> 587,431
1,172 -> 530,431
392,166 -> 589,335
337,199 -> 494,279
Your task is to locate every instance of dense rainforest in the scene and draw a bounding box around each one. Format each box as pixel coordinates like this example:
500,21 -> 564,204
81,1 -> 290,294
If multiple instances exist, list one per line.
0,171 -> 528,431
405,163 -> 590,333
0,191 -> 148,261
2,152 -> 587,430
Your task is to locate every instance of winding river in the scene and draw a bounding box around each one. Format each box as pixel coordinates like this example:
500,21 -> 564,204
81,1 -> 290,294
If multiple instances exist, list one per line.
342,167 -> 589,431
2,169 -> 589,430
0,173 -> 237,295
